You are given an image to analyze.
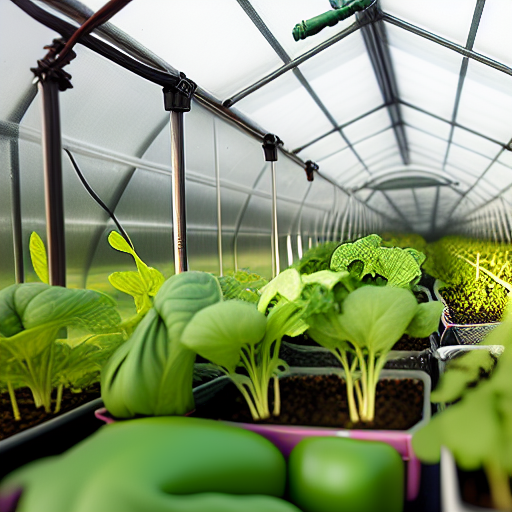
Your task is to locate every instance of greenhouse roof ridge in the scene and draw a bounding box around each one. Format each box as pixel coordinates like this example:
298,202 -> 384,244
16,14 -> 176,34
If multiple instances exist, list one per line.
6,0 -> 512,236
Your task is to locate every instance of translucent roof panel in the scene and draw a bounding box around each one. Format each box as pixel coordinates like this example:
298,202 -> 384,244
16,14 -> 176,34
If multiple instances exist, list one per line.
446,145 -> 494,180
473,0 -> 512,68
401,105 -> 451,140
250,0 -> 355,60
456,60 -> 512,144
498,151 -> 512,169
380,0 -> 476,46
406,127 -> 449,162
236,72 -> 332,151
79,0 -> 282,99
0,1 -> 58,121
386,24 -> 463,119
298,32 -> 383,127
451,128 -> 503,161
299,131 -> 348,163
343,108 -> 392,144
409,149 -> 444,169
351,129 -> 398,163
319,147 -> 365,183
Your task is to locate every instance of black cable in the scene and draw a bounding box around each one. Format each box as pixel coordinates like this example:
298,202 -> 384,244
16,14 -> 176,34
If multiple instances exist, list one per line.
64,148 -> 134,249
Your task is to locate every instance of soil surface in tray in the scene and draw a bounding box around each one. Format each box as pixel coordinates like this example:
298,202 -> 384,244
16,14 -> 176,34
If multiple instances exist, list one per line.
193,375 -> 424,430
458,467 -> 512,510
0,384 -> 101,441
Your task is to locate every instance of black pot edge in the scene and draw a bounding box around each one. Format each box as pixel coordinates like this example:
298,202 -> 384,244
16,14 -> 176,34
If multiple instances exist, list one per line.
0,397 -> 103,454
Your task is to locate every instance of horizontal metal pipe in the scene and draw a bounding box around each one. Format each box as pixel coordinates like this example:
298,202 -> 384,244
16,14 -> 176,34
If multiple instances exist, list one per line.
383,12 -> 512,78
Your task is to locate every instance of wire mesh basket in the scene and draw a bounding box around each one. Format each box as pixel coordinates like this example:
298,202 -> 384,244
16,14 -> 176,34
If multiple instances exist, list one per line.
434,280 -> 500,346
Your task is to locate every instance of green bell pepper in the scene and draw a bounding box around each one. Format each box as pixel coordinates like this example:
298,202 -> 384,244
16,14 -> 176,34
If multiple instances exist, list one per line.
0,417 -> 301,512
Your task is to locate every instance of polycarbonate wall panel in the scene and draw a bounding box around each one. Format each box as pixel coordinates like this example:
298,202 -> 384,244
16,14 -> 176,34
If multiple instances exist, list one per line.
22,47 -> 165,159
0,2 -> 57,121
0,137 -> 15,289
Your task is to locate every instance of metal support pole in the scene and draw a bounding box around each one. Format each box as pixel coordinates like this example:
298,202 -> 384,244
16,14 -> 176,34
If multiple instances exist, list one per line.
10,138 -> 24,283
163,76 -> 197,274
39,78 -> 66,286
169,110 -> 187,273
271,160 -> 280,277
213,119 -> 223,276
262,134 -> 283,278
31,39 -> 75,287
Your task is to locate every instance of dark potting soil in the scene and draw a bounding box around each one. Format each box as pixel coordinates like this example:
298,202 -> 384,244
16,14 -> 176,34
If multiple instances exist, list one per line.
194,375 -> 424,430
392,334 -> 431,351
0,384 -> 101,441
458,467 -> 512,510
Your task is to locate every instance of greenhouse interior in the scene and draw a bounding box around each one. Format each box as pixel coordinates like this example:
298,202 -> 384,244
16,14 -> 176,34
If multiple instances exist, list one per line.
1,0 -> 511,511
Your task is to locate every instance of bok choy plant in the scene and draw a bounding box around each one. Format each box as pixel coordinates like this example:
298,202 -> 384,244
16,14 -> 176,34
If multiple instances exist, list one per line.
0,283 -> 121,414
181,300 -> 303,421
101,271 -> 222,418
181,268 -> 354,421
306,285 -> 443,423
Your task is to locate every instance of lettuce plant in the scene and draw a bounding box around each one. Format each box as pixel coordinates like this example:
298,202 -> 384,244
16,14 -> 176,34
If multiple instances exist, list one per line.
0,283 -> 121,414
306,285 -> 443,423
413,307 -> 512,511
330,234 -> 426,288
101,271 -> 223,418
217,269 -> 268,303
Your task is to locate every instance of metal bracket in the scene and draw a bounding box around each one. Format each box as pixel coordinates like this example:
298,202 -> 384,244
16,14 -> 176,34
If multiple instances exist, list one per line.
304,160 -> 319,182
163,73 -> 197,112
31,38 -> 76,91
262,133 -> 283,162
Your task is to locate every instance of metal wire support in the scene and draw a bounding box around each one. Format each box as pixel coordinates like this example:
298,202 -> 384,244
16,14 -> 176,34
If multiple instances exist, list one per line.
163,76 -> 197,274
262,134 -> 283,278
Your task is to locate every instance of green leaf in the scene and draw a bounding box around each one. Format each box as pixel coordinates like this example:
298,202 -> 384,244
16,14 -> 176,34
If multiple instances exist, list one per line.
330,234 -> 424,288
336,286 -> 418,354
181,301 -> 267,372
405,301 -> 444,338
29,232 -> 49,284
258,269 -> 303,313
301,270 -> 351,290
307,312 -> 351,353
22,287 -> 121,333
107,231 -> 165,311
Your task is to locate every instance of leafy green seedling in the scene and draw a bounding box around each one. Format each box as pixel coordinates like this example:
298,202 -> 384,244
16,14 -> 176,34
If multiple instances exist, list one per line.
102,272 -> 222,418
29,232 -> 49,284
217,270 -> 268,303
330,234 -> 426,288
181,300 -> 305,421
307,285 -> 443,423
0,283 -> 121,413
413,336 -> 512,511
107,231 -> 165,315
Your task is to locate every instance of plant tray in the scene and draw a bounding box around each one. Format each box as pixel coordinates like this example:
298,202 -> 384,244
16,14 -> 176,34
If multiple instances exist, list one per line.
434,280 -> 500,346
440,448 -> 496,512
97,368 -> 430,501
